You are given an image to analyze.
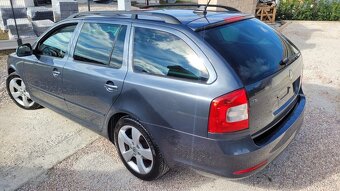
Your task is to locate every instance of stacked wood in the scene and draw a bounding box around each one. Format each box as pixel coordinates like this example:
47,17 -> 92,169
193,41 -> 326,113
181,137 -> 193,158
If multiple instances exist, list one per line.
256,2 -> 277,23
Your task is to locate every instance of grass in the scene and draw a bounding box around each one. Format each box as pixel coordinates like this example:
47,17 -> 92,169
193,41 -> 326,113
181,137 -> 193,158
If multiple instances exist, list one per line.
0,30 -> 9,40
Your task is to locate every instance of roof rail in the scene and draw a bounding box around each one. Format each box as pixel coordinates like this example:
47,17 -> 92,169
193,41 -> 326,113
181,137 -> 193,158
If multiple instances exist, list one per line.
142,4 -> 240,12
68,11 -> 181,24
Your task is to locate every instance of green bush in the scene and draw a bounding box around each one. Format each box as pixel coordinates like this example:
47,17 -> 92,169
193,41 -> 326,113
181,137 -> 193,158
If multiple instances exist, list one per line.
277,0 -> 340,21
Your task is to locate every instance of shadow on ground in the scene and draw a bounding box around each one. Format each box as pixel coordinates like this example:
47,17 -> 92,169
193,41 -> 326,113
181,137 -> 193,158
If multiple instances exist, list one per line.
15,138 -> 213,191
281,22 -> 320,51
237,83 -> 339,190
15,83 -> 339,191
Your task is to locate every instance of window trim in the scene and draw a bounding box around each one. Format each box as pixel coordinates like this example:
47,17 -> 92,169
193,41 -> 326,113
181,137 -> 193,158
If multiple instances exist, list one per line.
69,20 -> 130,70
108,26 -> 126,69
33,21 -> 79,60
129,23 -> 215,84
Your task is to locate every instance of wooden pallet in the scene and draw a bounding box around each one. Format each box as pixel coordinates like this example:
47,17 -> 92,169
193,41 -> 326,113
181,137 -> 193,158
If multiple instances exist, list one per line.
256,3 -> 277,23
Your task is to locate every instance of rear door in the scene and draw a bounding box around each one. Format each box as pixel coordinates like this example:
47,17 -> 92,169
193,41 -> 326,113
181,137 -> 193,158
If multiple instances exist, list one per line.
62,21 -> 129,128
119,23 -> 218,137
200,18 -> 302,136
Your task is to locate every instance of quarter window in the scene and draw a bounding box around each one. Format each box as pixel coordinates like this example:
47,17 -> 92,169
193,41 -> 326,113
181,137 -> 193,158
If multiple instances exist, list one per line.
133,27 -> 209,81
37,24 -> 77,58
74,23 -> 126,67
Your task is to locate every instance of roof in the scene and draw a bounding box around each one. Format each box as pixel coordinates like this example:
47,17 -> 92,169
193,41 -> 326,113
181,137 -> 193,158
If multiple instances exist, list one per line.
70,9 -> 251,31
146,9 -> 250,31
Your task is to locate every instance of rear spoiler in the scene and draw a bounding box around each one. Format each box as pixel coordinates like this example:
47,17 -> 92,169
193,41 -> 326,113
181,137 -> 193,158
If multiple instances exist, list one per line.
142,4 -> 240,12
194,15 -> 254,32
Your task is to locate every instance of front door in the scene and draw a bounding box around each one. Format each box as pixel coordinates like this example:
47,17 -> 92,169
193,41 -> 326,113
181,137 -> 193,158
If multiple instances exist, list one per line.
62,21 -> 129,128
24,23 -> 78,111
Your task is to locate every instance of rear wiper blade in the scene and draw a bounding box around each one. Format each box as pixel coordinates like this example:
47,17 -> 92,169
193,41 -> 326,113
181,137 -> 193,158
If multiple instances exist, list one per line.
280,57 -> 289,66
280,53 -> 300,66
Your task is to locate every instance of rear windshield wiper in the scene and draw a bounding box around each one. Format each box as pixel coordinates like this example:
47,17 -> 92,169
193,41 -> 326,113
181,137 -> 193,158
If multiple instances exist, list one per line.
280,53 -> 300,66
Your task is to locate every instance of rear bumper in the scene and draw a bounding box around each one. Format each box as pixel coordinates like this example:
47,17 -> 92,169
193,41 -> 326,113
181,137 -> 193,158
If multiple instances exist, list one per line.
229,94 -> 305,178
147,92 -> 306,178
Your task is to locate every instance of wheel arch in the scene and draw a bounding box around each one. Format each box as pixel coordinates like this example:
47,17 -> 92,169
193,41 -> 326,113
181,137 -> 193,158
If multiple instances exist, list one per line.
106,111 -> 145,144
105,109 -> 175,167
8,67 -> 16,74
106,111 -> 152,145
107,112 -> 130,143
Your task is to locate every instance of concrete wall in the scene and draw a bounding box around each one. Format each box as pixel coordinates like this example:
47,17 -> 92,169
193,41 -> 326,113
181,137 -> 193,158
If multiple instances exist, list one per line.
198,0 -> 257,15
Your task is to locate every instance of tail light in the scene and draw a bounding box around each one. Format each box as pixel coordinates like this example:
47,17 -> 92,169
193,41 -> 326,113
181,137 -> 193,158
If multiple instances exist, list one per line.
208,89 -> 249,133
224,16 -> 245,23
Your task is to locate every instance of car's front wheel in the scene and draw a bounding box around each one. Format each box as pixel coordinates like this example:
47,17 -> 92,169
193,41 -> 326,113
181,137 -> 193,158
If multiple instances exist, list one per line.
114,117 -> 169,180
6,74 -> 41,110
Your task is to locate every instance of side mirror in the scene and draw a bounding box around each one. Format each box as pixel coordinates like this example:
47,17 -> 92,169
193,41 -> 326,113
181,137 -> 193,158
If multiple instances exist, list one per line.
16,43 -> 33,57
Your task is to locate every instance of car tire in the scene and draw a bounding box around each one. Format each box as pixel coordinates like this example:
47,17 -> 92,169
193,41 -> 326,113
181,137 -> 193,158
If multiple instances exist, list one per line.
114,117 -> 169,180
6,73 -> 41,110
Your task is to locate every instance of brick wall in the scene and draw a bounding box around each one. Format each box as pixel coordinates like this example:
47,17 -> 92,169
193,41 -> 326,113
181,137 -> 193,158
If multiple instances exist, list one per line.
197,0 -> 257,15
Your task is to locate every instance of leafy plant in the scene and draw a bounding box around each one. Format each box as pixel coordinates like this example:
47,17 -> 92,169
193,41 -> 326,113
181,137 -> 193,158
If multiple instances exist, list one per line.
277,0 -> 340,21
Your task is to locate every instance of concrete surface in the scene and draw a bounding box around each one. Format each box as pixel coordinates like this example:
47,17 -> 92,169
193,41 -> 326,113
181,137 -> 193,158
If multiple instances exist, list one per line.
0,21 -> 339,191
7,18 -> 37,40
0,2 -> 139,51
0,37 -> 36,51
0,103 -> 99,190
0,7 -> 27,30
27,7 -> 53,21
53,0 -> 79,21
32,19 -> 54,36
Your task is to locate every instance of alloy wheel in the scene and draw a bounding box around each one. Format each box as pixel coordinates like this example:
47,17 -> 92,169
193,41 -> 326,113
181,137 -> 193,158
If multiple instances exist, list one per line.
9,77 -> 34,108
117,125 -> 154,174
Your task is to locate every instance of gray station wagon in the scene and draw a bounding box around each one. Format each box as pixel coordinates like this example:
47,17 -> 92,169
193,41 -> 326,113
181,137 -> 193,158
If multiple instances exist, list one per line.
6,4 -> 306,180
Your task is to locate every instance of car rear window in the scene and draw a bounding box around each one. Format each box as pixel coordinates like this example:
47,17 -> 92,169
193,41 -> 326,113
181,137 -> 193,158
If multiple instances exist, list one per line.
199,18 -> 299,85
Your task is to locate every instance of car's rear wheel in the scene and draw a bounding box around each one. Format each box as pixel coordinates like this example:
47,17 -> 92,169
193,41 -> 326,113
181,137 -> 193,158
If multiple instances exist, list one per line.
114,117 -> 169,180
6,74 -> 41,110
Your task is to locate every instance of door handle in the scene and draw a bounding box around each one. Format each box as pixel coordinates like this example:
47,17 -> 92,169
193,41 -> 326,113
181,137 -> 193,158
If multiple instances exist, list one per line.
52,68 -> 61,77
104,81 -> 118,92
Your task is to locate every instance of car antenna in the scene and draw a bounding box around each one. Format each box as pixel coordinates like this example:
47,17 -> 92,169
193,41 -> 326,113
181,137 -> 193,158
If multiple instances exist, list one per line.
203,0 -> 212,15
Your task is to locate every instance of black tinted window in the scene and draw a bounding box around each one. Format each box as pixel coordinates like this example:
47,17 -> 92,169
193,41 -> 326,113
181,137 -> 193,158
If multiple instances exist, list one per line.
74,23 -> 126,67
133,27 -> 209,81
38,24 -> 76,58
200,19 -> 299,85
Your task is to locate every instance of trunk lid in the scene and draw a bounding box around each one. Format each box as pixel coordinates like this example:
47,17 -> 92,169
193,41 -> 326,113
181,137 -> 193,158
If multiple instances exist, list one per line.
200,18 -> 302,135
246,57 -> 302,136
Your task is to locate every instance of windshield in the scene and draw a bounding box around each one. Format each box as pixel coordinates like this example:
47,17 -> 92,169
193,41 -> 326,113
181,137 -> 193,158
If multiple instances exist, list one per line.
199,18 -> 299,85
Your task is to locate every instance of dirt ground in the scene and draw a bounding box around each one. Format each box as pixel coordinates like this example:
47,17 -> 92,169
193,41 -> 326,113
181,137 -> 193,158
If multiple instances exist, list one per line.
0,50 -> 14,107
0,21 -> 339,191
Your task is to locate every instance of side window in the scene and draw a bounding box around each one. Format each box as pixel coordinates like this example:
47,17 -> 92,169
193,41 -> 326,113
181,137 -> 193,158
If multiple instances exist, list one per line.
133,27 -> 209,82
74,23 -> 126,68
110,26 -> 127,69
37,24 -> 77,58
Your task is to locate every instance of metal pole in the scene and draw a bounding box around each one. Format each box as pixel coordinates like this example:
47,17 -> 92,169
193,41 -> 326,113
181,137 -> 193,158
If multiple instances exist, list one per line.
9,0 -> 22,46
146,0 -> 149,6
88,0 -> 91,11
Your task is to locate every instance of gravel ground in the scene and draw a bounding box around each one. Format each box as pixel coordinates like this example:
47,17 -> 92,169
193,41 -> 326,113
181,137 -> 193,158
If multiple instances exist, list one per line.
0,21 -> 339,191
0,50 -> 14,108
